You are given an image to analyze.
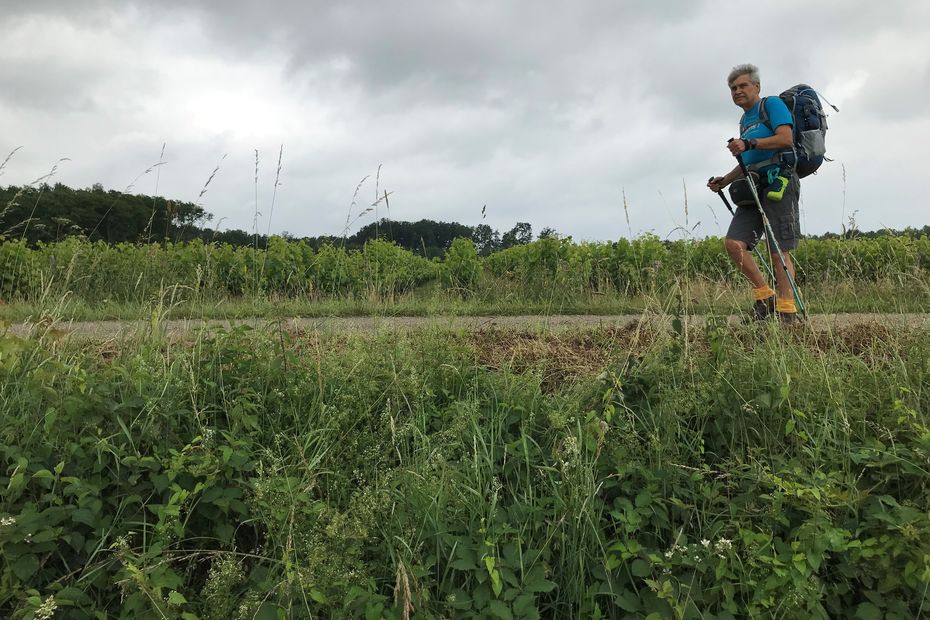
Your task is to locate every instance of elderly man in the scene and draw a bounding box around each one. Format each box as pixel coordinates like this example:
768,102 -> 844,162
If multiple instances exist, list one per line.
708,63 -> 800,323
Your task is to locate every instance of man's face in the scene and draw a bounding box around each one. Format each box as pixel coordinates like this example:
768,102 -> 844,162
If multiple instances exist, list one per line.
730,74 -> 761,109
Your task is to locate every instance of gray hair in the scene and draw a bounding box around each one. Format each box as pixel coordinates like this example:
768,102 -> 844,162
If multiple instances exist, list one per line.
727,64 -> 760,87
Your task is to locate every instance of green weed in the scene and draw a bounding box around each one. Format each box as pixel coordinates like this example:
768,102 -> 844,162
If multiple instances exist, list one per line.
1,314 -> 928,617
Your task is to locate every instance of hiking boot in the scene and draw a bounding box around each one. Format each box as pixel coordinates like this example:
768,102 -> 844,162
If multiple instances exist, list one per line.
750,296 -> 776,321
776,311 -> 803,325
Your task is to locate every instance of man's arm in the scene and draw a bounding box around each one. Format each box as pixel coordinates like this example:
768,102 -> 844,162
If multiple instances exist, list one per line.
707,164 -> 742,192
709,123 -> 794,192
728,125 -> 794,155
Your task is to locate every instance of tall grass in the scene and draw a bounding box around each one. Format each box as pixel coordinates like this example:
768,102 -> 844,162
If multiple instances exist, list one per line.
1,298 -> 928,617
1,234 -> 928,320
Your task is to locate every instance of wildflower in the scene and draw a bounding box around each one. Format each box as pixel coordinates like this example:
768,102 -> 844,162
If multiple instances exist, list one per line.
664,543 -> 687,559
563,436 -> 580,457
34,595 -> 58,620
701,539 -> 711,548
0,516 -> 15,527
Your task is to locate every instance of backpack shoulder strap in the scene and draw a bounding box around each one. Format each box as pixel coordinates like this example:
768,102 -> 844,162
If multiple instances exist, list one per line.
758,97 -> 772,132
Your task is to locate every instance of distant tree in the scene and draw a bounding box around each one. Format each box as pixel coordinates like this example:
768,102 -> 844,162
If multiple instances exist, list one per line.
538,227 -> 558,239
204,228 -> 254,246
500,222 -> 533,249
346,218 -> 474,257
472,223 -> 500,256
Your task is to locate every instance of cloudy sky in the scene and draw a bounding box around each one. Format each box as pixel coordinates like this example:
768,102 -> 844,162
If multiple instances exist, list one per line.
2,0 -> 928,241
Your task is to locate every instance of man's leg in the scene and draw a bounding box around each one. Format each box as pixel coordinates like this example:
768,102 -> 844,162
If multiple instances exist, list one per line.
761,174 -> 802,320
725,237 -> 776,320
725,206 -> 776,319
769,247 -> 796,301
725,238 -> 767,288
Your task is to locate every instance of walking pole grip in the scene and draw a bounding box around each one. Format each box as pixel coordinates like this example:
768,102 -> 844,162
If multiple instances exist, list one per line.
708,177 -> 735,215
727,140 -> 752,177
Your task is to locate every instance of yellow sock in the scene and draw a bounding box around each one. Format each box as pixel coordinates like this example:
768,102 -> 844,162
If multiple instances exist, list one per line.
776,298 -> 797,313
753,286 -> 776,301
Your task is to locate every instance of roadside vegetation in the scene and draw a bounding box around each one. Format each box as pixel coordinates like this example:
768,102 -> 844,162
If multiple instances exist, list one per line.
1,234 -> 929,321
1,309 -> 928,618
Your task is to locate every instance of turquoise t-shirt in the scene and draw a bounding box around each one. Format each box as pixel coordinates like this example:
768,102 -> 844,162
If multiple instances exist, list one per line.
739,97 -> 793,167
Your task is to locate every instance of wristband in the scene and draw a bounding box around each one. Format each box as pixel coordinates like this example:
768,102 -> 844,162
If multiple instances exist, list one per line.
743,139 -> 752,151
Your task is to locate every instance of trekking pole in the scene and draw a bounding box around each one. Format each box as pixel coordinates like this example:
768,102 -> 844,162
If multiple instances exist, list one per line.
709,178 -> 777,285
729,147 -> 807,318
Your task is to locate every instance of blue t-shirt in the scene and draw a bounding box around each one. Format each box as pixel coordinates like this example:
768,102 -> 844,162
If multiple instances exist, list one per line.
739,97 -> 793,167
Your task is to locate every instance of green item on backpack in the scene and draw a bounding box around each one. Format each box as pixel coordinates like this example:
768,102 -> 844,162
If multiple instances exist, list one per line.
766,175 -> 789,201
757,164 -> 788,202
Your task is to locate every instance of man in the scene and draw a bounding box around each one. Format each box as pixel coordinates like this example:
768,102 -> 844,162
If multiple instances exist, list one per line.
707,63 -> 801,323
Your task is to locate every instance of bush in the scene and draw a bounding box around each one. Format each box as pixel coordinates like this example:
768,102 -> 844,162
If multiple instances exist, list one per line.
443,237 -> 481,291
1,233 -> 929,306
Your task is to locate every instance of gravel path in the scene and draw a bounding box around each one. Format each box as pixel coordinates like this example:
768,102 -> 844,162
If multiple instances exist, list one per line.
6,313 -> 930,340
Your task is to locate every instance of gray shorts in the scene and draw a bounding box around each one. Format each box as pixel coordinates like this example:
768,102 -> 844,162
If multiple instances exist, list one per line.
726,173 -> 801,251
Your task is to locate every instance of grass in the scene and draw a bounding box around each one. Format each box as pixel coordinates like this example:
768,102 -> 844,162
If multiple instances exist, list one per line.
0,276 -> 927,323
1,293 -> 929,618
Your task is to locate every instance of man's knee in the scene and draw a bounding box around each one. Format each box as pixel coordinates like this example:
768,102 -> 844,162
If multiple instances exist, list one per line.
770,249 -> 794,267
724,238 -> 747,258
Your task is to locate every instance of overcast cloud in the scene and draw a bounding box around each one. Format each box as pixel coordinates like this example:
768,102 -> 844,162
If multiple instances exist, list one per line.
2,0 -> 928,241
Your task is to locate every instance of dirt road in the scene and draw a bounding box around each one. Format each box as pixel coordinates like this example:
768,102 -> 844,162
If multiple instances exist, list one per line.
6,313 -> 930,340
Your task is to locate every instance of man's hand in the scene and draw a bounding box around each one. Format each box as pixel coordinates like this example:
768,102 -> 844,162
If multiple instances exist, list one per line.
727,138 -> 749,156
707,176 -> 727,193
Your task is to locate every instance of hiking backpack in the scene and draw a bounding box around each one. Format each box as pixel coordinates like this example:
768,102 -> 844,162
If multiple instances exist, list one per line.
759,84 -> 838,178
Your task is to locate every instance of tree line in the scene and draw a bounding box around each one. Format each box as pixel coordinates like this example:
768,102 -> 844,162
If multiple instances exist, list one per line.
2,182 -> 927,256
0,182 -> 554,256
0,183 -> 208,245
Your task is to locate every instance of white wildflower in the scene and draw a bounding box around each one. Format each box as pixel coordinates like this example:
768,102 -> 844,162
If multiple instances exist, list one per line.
0,516 -> 16,527
564,436 -> 580,457
714,538 -> 733,557
665,543 -> 687,559
34,595 -> 58,620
